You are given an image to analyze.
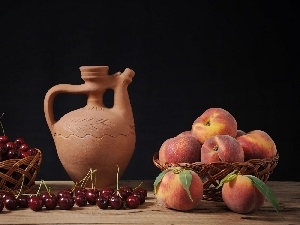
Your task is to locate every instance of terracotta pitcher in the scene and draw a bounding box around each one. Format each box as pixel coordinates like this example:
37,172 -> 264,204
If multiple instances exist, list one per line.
44,66 -> 136,188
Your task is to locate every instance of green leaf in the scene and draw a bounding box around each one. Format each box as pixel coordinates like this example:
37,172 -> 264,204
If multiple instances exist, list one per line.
179,169 -> 193,202
153,169 -> 170,194
216,170 -> 238,189
245,175 -> 280,213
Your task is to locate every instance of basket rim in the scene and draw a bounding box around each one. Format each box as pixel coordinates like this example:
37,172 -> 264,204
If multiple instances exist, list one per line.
153,151 -> 279,168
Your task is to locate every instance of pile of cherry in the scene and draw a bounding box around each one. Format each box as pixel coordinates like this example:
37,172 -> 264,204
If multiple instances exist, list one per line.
0,181 -> 148,212
0,135 -> 38,162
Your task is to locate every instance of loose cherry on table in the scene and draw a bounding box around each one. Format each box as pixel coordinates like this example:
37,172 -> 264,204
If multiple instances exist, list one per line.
58,196 -> 75,210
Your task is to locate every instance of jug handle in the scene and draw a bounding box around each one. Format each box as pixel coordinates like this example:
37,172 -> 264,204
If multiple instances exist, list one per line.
44,84 -> 85,134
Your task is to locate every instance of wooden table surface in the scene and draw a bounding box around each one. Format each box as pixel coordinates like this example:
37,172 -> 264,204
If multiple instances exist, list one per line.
0,180 -> 299,225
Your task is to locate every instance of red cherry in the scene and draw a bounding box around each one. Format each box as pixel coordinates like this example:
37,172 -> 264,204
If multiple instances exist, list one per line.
43,194 -> 58,210
6,141 -> 15,150
74,193 -> 87,207
126,194 -> 140,209
4,195 -> 18,210
132,190 -> 146,204
99,187 -> 114,198
28,147 -> 38,156
135,187 -> 148,198
19,143 -> 30,152
58,196 -> 74,210
86,188 -> 99,205
109,195 -> 123,210
74,186 -> 87,196
0,135 -> 9,144
7,148 -> 21,159
14,137 -> 26,148
16,195 -> 29,208
28,195 -> 43,211
0,142 -> 8,156
57,188 -> 73,199
96,196 -> 109,209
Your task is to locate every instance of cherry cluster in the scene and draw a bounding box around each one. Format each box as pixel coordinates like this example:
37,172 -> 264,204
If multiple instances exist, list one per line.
0,113 -> 38,162
0,135 -> 38,162
0,183 -> 147,212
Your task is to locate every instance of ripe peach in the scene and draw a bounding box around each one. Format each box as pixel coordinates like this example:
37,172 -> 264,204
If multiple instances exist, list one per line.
191,108 -> 237,144
201,134 -> 244,163
159,135 -> 202,163
236,129 -> 277,161
222,174 -> 265,214
154,168 -> 203,211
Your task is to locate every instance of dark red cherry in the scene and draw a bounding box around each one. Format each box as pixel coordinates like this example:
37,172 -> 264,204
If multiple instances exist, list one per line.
109,195 -> 123,210
1,191 -> 15,200
6,141 -> 15,150
57,188 -> 73,199
58,196 -> 74,210
119,186 -> 133,198
28,195 -> 43,211
126,194 -> 140,209
21,150 -> 30,158
16,194 -> 29,208
7,148 -> 20,159
44,195 -> 58,210
86,188 -> 99,205
74,186 -> 87,196
4,195 -> 18,210
135,187 -> 148,198
96,196 -> 109,209
99,187 -> 114,198
19,143 -> 30,152
75,193 -> 87,207
0,142 -> 7,156
132,190 -> 146,204
0,135 -> 9,144
14,137 -> 25,148
28,147 -> 38,156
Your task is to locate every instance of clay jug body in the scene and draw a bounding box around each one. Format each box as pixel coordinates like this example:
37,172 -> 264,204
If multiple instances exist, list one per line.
44,66 -> 136,188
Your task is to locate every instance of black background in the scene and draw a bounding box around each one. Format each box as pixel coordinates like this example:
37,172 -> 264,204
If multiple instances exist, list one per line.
0,1 -> 299,181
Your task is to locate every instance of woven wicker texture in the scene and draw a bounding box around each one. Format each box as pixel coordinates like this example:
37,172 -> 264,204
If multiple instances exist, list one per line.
0,149 -> 42,195
153,152 -> 279,201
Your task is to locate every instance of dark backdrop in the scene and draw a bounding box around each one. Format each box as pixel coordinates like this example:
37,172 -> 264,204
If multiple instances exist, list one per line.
0,1 -> 299,181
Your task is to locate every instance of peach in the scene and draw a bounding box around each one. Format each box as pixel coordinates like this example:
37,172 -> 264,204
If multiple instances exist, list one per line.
236,129 -> 277,161
159,135 -> 202,163
222,174 -> 265,214
191,108 -> 237,144
154,168 -> 203,211
201,134 -> 244,163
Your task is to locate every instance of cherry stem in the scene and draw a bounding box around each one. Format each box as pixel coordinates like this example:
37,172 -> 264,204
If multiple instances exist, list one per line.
15,174 -> 25,199
134,181 -> 144,190
0,113 -> 5,136
35,181 -> 43,196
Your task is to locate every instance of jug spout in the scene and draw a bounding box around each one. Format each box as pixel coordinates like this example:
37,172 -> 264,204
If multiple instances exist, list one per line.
113,68 -> 135,121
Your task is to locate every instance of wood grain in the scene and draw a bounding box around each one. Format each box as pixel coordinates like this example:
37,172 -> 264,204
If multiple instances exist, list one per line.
1,180 -> 299,225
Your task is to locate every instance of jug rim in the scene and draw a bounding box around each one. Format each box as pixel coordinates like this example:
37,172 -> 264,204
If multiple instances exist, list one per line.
79,66 -> 109,72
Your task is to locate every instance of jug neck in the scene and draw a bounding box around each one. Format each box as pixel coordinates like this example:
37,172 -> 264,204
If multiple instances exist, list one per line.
80,66 -> 109,80
79,66 -> 110,108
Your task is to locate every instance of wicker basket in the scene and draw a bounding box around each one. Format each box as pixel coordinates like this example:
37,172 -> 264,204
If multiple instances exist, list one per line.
0,149 -> 42,195
153,152 -> 279,202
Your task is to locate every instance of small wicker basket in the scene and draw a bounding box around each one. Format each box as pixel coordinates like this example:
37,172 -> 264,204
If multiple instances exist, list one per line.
0,149 -> 42,195
153,152 -> 279,202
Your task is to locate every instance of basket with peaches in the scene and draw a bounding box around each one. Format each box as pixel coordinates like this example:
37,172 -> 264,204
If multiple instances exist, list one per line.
153,107 -> 279,204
